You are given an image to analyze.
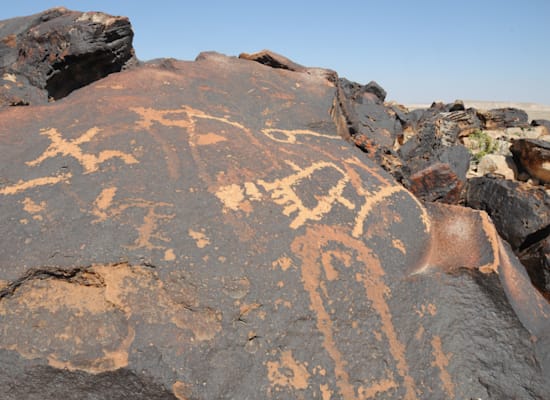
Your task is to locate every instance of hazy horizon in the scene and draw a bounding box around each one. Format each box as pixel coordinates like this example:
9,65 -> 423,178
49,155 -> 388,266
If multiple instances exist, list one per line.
2,1 -> 550,105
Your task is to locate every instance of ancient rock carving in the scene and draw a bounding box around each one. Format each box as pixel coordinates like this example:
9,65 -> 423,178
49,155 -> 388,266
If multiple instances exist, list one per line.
216,156 -> 429,239
26,127 -> 138,174
290,225 -> 419,399
91,187 -> 175,252
261,128 -> 339,144
0,173 -> 72,196
131,105 -> 247,136
1,126 -> 137,198
132,104 -> 338,145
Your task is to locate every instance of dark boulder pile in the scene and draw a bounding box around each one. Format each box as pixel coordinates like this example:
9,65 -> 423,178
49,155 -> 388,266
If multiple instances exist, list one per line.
1,8 -> 549,399
343,93 -> 550,302
0,7 -> 135,106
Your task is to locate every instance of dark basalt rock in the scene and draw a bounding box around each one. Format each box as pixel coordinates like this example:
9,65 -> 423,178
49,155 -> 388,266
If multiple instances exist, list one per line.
519,237 -> 550,300
0,7 -> 135,106
239,49 -> 306,72
465,176 -> 550,250
0,18 -> 549,399
511,138 -> 550,183
403,107 -> 481,141
465,175 -> 550,299
478,107 -> 529,130
334,77 -> 408,184
238,49 -> 337,82
0,353 -> 179,400
363,80 -> 387,102
336,77 -> 402,142
399,111 -> 471,203
408,162 -> 463,203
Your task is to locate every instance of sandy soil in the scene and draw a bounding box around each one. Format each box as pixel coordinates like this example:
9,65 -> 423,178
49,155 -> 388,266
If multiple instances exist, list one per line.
405,101 -> 550,122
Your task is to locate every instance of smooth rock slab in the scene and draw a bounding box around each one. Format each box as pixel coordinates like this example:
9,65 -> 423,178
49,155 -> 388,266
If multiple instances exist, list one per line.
0,52 -> 549,399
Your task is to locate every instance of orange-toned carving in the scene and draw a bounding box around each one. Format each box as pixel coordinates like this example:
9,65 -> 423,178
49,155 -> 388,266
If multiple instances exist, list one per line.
291,225 -> 417,400
27,127 -> 138,174
0,173 -> 72,196
90,188 -> 175,251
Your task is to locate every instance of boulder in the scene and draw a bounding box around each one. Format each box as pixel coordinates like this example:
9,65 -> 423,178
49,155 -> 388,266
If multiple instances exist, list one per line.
239,49 -> 306,71
0,21 -> 549,399
444,108 -> 482,136
465,177 -> 550,250
403,107 -> 481,140
364,80 -> 387,102
408,162 -> 463,203
510,138 -> 550,183
519,237 -> 550,300
0,7 -> 135,107
334,77 -> 407,182
399,112 -> 471,203
476,154 -> 516,180
336,77 -> 402,146
531,119 -> 550,135
238,49 -> 337,82
478,107 -> 529,130
447,99 -> 465,112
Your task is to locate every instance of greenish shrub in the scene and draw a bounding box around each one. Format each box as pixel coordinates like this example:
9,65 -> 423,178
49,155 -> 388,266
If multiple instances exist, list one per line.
469,129 -> 498,162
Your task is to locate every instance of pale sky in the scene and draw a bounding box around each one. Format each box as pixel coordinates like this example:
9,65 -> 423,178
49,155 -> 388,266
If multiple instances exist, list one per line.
3,1 -> 550,104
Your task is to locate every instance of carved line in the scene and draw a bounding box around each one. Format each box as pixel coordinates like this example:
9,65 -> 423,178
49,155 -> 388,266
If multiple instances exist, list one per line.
0,173 -> 72,196
26,128 -> 138,174
291,226 -> 417,399
261,128 -> 339,144
258,160 -> 355,229
431,336 -> 455,398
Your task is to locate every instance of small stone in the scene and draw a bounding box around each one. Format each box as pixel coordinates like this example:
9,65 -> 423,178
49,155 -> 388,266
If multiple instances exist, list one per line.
477,154 -> 516,180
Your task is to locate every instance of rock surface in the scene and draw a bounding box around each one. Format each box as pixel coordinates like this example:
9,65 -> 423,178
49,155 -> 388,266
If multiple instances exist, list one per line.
0,14 -> 549,400
333,77 -> 414,188
465,177 -> 550,250
511,138 -> 550,183
0,50 -> 549,399
0,7 -> 135,107
465,176 -> 550,300
478,107 -> 529,130
531,119 -> 550,135
398,110 -> 471,203
476,154 -> 516,180
519,236 -> 550,301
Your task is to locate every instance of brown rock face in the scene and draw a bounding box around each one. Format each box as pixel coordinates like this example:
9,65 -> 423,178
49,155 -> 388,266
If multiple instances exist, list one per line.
0,23 -> 549,400
511,138 -> 550,183
0,7 -> 135,106
478,107 -> 529,130
408,162 -> 463,203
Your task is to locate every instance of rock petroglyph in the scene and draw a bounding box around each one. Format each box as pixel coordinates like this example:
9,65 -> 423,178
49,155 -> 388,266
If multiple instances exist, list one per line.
1,41 -> 548,400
